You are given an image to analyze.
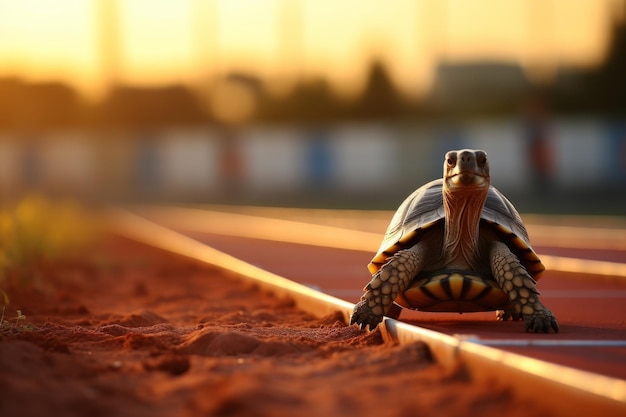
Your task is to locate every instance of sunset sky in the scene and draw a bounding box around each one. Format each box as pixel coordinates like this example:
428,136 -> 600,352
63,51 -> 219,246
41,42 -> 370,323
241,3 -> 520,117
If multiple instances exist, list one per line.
0,0 -> 622,100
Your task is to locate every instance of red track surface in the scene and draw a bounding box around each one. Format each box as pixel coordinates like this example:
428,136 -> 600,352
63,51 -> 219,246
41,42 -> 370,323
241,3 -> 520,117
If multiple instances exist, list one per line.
177,231 -> 626,381
134,206 -> 626,382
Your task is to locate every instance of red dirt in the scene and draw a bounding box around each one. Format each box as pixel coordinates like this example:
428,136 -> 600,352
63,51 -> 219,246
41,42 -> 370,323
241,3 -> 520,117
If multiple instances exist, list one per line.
0,237 -> 551,417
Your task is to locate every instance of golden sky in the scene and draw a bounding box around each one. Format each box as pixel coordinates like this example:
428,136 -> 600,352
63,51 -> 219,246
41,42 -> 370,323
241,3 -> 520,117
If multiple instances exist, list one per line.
0,0 -> 621,100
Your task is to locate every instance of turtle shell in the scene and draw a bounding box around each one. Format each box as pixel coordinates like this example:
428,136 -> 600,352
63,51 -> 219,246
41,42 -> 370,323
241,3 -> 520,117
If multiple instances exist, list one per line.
368,179 -> 544,280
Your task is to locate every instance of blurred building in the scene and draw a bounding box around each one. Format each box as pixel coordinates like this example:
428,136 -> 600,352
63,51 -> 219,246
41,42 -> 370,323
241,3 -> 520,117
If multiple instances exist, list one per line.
0,116 -> 625,214
429,62 -> 530,115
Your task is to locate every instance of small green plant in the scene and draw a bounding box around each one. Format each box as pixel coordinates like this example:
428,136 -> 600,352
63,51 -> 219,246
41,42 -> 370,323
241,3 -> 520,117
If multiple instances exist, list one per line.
0,307 -> 30,332
0,195 -> 100,304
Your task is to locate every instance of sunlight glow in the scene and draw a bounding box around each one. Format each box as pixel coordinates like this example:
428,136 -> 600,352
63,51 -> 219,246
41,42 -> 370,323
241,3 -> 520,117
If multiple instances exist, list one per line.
117,1 -> 196,86
0,0 -> 618,99
0,0 -> 99,92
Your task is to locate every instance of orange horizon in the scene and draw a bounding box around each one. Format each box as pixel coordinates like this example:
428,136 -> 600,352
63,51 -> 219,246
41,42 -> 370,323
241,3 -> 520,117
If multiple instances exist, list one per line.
0,0 -> 622,101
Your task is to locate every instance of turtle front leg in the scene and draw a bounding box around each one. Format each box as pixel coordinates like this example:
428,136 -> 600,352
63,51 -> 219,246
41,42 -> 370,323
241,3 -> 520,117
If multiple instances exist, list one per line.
490,241 -> 559,333
350,244 -> 424,331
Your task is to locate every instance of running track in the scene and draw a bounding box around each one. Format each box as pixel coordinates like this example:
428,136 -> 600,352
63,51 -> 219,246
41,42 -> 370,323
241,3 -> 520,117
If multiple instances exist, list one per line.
135,206 -> 626,381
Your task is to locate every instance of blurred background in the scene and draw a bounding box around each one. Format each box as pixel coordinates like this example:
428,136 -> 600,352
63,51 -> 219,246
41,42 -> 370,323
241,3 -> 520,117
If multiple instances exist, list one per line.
0,0 -> 625,214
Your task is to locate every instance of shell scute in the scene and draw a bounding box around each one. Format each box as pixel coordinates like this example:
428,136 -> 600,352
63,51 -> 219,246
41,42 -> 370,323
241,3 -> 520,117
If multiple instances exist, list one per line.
368,179 -> 545,280
368,179 -> 444,274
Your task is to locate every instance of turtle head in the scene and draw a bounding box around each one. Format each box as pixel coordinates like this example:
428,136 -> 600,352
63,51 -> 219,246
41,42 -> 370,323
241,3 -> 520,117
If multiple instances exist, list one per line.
443,149 -> 490,192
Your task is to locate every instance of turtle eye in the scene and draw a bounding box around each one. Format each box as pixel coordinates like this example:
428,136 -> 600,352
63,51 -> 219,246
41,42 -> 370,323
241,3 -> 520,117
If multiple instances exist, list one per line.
477,153 -> 487,166
446,154 -> 456,166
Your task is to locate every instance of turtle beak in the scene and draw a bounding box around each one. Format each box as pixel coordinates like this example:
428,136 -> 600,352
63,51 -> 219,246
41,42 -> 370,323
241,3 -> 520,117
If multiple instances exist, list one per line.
453,170 -> 484,186
445,150 -> 490,189
449,170 -> 489,188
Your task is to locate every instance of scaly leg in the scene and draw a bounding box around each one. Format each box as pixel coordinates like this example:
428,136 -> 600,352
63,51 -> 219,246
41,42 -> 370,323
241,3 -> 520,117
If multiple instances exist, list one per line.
490,241 -> 559,333
350,244 -> 424,330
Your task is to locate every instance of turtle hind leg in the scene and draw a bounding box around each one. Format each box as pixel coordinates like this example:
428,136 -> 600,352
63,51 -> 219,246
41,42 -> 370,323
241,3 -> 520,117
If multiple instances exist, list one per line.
350,244 -> 424,331
489,241 -> 559,333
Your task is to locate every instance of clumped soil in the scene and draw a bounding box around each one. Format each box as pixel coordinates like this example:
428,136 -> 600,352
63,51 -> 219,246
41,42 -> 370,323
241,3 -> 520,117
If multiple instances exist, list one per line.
0,237 -> 548,417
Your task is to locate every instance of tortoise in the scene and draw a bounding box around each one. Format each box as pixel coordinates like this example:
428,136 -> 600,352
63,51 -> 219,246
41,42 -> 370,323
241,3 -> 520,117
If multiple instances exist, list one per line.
350,149 -> 559,333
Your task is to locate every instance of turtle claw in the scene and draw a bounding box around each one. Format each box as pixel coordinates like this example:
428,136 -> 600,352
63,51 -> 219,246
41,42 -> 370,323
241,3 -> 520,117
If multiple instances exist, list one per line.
524,311 -> 559,333
498,308 -> 558,333
350,299 -> 383,331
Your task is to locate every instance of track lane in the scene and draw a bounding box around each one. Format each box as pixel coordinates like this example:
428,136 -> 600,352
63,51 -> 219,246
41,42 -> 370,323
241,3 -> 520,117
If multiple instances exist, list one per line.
182,232 -> 626,381
135,206 -> 626,381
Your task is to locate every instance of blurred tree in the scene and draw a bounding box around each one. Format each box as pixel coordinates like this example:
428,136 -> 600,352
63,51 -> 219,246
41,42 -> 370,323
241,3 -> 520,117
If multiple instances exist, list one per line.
587,15 -> 626,115
0,78 -> 87,131
97,85 -> 210,128
552,11 -> 626,116
348,59 -> 416,120
254,59 -> 421,124
255,77 -> 348,124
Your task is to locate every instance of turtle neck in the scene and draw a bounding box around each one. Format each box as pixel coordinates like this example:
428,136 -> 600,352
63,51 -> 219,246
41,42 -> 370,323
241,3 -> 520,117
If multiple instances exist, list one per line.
442,185 -> 489,270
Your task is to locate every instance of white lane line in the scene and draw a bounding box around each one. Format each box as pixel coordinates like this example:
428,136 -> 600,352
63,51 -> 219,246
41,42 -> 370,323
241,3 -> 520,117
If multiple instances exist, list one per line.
456,337 -> 626,348
541,290 -> 626,298
203,205 -> 626,251
200,205 -> 626,250
135,206 -> 381,252
107,208 -> 355,321
324,289 -> 626,299
541,255 -> 626,279
135,206 -> 626,278
526,223 -> 626,251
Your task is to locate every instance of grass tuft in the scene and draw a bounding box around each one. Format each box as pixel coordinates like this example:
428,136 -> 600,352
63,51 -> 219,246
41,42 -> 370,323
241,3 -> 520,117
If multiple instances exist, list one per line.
0,195 -> 100,305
